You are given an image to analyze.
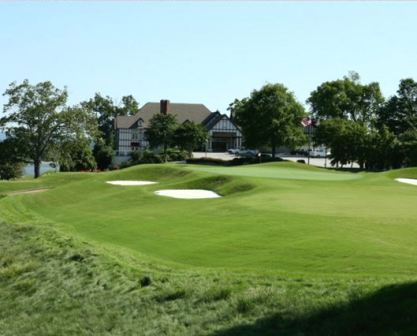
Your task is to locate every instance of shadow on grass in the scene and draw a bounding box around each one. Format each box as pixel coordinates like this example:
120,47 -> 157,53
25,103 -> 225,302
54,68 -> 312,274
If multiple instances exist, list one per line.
213,282 -> 417,336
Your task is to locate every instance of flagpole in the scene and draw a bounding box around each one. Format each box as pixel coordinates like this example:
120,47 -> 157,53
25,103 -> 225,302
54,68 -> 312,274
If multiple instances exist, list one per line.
301,117 -> 313,166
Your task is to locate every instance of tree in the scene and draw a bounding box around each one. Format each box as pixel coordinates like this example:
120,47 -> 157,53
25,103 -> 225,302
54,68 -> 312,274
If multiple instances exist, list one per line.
82,93 -> 138,148
366,127 -> 402,171
308,72 -> 384,123
146,113 -> 178,162
93,139 -> 114,170
314,119 -> 370,168
58,137 -> 96,172
173,121 -> 208,155
230,83 -> 306,158
377,79 -> 417,136
0,138 -> 23,180
81,93 -> 138,170
399,130 -> 417,167
1,80 -> 97,178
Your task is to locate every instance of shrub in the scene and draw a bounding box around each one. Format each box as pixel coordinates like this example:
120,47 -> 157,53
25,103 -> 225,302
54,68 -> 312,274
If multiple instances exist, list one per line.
166,147 -> 190,161
0,162 -> 23,180
186,156 -> 284,166
141,150 -> 163,163
93,142 -> 113,170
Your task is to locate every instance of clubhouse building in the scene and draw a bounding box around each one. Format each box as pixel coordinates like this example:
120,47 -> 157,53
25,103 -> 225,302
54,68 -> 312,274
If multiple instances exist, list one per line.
114,100 -> 243,160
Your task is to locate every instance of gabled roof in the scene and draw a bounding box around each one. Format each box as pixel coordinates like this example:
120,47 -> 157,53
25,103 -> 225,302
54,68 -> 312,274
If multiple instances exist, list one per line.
115,102 -> 212,129
202,111 -> 223,130
202,112 -> 242,132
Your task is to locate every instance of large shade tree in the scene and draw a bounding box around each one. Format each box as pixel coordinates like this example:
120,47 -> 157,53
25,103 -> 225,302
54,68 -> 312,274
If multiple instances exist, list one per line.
308,72 -> 386,170
1,80 -> 97,178
308,72 -> 384,123
230,83 -> 306,158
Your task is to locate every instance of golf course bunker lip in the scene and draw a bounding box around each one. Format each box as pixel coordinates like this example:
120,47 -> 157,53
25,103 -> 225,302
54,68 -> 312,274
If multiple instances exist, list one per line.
106,180 -> 157,186
395,178 -> 417,186
155,189 -> 221,199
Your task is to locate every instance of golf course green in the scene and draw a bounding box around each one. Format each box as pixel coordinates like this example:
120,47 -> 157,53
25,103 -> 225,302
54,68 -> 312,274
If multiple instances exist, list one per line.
2,161 -> 417,335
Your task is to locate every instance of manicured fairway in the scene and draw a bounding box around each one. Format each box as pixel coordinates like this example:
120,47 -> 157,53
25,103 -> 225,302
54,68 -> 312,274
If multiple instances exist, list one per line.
1,162 -> 417,277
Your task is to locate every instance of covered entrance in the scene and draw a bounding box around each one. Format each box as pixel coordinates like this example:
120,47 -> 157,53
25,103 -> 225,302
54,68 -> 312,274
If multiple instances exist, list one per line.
210,132 -> 237,152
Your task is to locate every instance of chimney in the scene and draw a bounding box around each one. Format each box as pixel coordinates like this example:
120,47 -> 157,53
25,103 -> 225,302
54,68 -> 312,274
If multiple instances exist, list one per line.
160,99 -> 170,115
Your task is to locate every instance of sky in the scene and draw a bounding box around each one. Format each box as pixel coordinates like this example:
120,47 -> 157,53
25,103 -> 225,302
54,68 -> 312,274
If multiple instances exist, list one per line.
1,2 -> 417,115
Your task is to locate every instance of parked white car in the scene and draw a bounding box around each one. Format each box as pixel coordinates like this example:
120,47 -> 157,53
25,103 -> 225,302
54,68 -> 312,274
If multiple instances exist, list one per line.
309,148 -> 330,158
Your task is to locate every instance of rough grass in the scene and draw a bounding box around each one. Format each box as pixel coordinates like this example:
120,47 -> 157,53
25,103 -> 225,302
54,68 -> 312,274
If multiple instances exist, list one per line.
1,219 -> 417,335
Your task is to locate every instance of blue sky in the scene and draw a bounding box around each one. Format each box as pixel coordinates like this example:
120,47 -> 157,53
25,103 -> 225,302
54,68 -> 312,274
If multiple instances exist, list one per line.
1,2 -> 417,114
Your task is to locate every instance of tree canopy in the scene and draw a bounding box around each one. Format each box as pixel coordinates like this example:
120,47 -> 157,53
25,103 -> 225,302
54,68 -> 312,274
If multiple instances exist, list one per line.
377,78 -> 417,135
81,93 -> 138,148
308,72 -> 384,124
230,83 -> 306,157
1,80 -> 97,178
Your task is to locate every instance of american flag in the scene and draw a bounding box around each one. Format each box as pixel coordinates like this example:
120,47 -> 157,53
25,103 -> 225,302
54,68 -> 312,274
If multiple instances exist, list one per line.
301,117 -> 312,127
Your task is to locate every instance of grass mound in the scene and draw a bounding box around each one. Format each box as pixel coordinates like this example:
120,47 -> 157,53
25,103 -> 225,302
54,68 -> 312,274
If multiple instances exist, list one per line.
386,167 -> 417,180
177,175 -> 255,196
105,165 -> 192,182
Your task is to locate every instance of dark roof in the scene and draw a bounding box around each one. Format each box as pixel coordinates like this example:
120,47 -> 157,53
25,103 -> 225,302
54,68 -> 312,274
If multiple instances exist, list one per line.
115,102 -> 212,129
202,111 -> 222,130
201,111 -> 241,132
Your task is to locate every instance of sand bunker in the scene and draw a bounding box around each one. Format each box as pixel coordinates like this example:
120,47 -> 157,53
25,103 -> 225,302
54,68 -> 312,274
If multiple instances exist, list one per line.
106,180 -> 157,186
155,189 -> 221,199
395,178 -> 417,186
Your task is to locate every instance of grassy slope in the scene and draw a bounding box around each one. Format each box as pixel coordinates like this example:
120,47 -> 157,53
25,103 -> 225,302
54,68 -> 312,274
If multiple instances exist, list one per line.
2,162 -> 417,334
1,215 -> 417,335
2,162 -> 417,276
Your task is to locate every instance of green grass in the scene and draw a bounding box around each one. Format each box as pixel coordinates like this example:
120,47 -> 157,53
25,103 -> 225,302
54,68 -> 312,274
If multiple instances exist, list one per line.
1,161 -> 417,334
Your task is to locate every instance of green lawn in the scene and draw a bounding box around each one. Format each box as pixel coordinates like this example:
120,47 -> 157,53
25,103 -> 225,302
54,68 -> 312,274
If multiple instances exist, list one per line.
1,162 -> 417,277
1,162 -> 417,335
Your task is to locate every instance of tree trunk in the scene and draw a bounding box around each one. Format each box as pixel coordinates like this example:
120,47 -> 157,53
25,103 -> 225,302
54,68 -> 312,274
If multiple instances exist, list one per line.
271,142 -> 276,159
34,159 -> 41,179
163,143 -> 167,163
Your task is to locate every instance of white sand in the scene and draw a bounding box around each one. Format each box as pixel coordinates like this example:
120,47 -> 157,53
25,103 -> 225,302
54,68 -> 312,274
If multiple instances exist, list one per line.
106,180 -> 157,186
395,178 -> 417,186
155,189 -> 221,199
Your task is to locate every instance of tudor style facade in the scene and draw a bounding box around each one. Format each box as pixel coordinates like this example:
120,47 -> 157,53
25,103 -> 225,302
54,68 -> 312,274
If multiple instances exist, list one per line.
114,100 -> 242,160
